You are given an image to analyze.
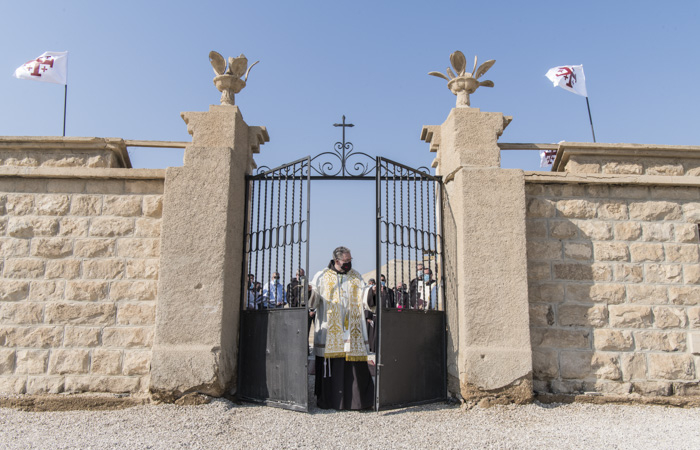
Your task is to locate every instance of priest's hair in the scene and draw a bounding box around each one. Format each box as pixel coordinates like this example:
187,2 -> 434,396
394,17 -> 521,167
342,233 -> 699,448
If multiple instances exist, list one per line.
333,246 -> 351,261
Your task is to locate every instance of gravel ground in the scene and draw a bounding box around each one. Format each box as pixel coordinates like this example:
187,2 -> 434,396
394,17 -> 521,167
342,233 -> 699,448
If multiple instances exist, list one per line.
2,396 -> 700,450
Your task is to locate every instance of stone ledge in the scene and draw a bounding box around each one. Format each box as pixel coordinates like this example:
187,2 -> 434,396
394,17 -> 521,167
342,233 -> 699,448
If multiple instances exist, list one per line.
0,392 -> 148,411
535,392 -> 700,407
524,172 -> 700,187
0,167 -> 164,180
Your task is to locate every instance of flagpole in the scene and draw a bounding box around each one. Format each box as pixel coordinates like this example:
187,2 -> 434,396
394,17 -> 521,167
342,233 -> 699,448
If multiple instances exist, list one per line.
62,84 -> 67,137
585,96 -> 596,143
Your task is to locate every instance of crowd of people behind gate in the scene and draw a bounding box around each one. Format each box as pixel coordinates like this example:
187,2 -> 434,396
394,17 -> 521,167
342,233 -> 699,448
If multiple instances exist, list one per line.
246,263 -> 439,312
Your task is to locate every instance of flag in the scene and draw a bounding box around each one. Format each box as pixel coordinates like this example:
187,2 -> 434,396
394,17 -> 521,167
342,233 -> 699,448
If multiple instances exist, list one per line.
540,150 -> 557,168
545,64 -> 586,97
13,51 -> 68,85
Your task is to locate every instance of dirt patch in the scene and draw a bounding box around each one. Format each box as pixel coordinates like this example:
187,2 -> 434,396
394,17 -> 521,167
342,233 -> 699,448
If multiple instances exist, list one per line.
535,393 -> 700,408
0,394 -> 148,412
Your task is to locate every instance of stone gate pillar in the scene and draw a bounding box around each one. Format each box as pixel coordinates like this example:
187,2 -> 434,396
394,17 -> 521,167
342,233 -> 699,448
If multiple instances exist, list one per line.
422,107 -> 533,404
150,104 -> 268,400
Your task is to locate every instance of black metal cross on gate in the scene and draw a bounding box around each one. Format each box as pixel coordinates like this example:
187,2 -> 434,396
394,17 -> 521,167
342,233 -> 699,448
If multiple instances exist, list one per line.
333,115 -> 354,156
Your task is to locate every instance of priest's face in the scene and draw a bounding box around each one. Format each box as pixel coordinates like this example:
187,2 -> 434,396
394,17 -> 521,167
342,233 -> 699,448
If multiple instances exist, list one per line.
334,252 -> 352,271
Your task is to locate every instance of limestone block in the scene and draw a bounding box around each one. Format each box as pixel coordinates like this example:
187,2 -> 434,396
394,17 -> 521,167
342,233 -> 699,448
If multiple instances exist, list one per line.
45,260 -> 81,279
554,263 -> 611,282
123,350 -> 150,375
556,199 -> 597,219
602,162 -> 642,175
8,217 -> 59,238
609,305 -> 652,328
529,283 -> 564,303
691,333 -> 700,355
689,307 -> 700,328
48,349 -> 89,375
674,223 -> 698,243
587,381 -> 631,395
529,303 -> 554,327
597,201 -> 628,220
102,195 -> 142,217
615,222 -> 642,241
83,259 -> 124,280
117,303 -> 156,325
89,217 -> 134,237
591,353 -> 622,380
109,281 -> 157,301
31,238 -> 73,258
549,221 -> 578,239
135,218 -> 161,237
558,304 -> 608,327
6,194 -> 34,215
564,242 -> 592,260
26,376 -> 65,394
65,281 -> 108,301
36,194 -> 70,216
647,354 -> 695,380
0,280 -> 30,301
621,353 -> 646,381
674,382 -> 700,395
594,242 -> 629,261
15,349 -> 48,374
4,259 -> 44,278
530,328 -> 590,349
526,219 -> 547,239
613,264 -> 643,283
57,217 -> 89,237
124,180 -> 163,195
70,195 -> 102,216
608,185 -> 648,199
125,259 -> 159,280
0,303 -> 43,324
630,243 -> 664,262
664,244 -> 699,263
64,326 -> 100,347
28,280 -> 64,301
669,286 -> 700,305
102,327 -> 154,348
635,331 -> 686,352
91,349 -> 123,375
559,351 -> 593,379
0,349 -> 14,374
533,380 -> 549,393
74,238 -> 116,258
525,184 -> 544,196
586,185 -> 609,198
0,376 -> 26,394
2,326 -> 63,348
86,179 -> 124,195
632,381 -> 672,396
142,195 -> 163,218
645,264 -> 682,284
629,201 -> 682,221
526,198 -> 555,218
594,329 -> 634,351
627,285 -> 668,305
116,238 -> 159,258
0,218 -> 6,235
546,185 -> 587,197
682,203 -> 700,221
0,238 -> 30,257
642,223 -> 674,242
65,375 -> 141,394
527,262 -> 551,281
564,283 -> 623,304
646,163 -> 684,176
46,179 -> 86,194
577,221 -> 613,240
651,186 -> 698,201
549,380 -> 584,394
532,348 -> 558,379
653,306 -> 688,329
527,240 -> 561,261
45,303 -> 116,325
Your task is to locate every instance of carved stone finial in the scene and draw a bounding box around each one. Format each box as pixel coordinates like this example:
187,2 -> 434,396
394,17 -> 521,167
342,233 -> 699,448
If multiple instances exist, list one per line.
429,51 -> 495,108
209,51 -> 259,106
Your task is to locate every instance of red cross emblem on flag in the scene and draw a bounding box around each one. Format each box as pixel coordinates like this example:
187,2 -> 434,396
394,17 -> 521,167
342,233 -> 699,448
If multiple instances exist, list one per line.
13,51 -> 68,85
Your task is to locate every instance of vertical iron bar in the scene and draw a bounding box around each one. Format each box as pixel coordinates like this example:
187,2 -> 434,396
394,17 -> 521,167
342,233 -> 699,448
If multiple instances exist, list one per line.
392,165 -> 397,306
261,176 -> 269,308
282,167 -> 289,304
290,163 -> 297,300
275,169 -> 282,305
374,157 -> 382,412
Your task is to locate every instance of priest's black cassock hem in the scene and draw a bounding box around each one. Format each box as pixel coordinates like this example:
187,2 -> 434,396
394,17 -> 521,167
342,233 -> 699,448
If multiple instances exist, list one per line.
314,356 -> 374,410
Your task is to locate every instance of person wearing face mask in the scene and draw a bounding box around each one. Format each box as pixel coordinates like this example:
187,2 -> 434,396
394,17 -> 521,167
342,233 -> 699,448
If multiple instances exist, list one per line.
261,272 -> 287,308
408,263 -> 424,309
308,246 -> 374,410
415,268 -> 438,310
365,273 -> 395,353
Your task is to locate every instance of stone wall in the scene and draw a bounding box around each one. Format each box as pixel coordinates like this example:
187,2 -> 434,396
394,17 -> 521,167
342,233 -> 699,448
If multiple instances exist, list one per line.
526,178 -> 700,396
0,173 -> 163,395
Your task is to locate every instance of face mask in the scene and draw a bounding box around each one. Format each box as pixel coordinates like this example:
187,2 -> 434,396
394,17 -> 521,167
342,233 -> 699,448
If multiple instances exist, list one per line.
381,281 -> 386,287
423,274 -> 430,282
417,270 -> 422,277
340,261 -> 352,272
273,277 -> 279,283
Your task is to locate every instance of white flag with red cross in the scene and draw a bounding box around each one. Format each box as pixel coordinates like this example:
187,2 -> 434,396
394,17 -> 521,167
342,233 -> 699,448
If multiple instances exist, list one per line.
13,51 -> 68,85
545,64 -> 587,97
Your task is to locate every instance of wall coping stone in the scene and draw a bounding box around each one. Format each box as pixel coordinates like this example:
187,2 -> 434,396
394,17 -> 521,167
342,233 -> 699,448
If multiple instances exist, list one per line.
525,171 -> 700,187
0,137 -> 134,169
0,167 -> 164,180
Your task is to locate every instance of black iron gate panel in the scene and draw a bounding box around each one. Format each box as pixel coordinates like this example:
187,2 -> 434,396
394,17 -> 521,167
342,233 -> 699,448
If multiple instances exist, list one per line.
238,157 -> 311,412
375,157 -> 446,410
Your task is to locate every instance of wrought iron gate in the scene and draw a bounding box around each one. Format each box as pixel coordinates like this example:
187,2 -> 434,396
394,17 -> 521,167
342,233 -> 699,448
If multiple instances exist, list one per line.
374,157 -> 447,410
238,157 -> 311,412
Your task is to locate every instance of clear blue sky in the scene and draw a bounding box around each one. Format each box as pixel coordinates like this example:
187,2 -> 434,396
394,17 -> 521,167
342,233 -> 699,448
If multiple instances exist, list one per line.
2,0 -> 699,276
